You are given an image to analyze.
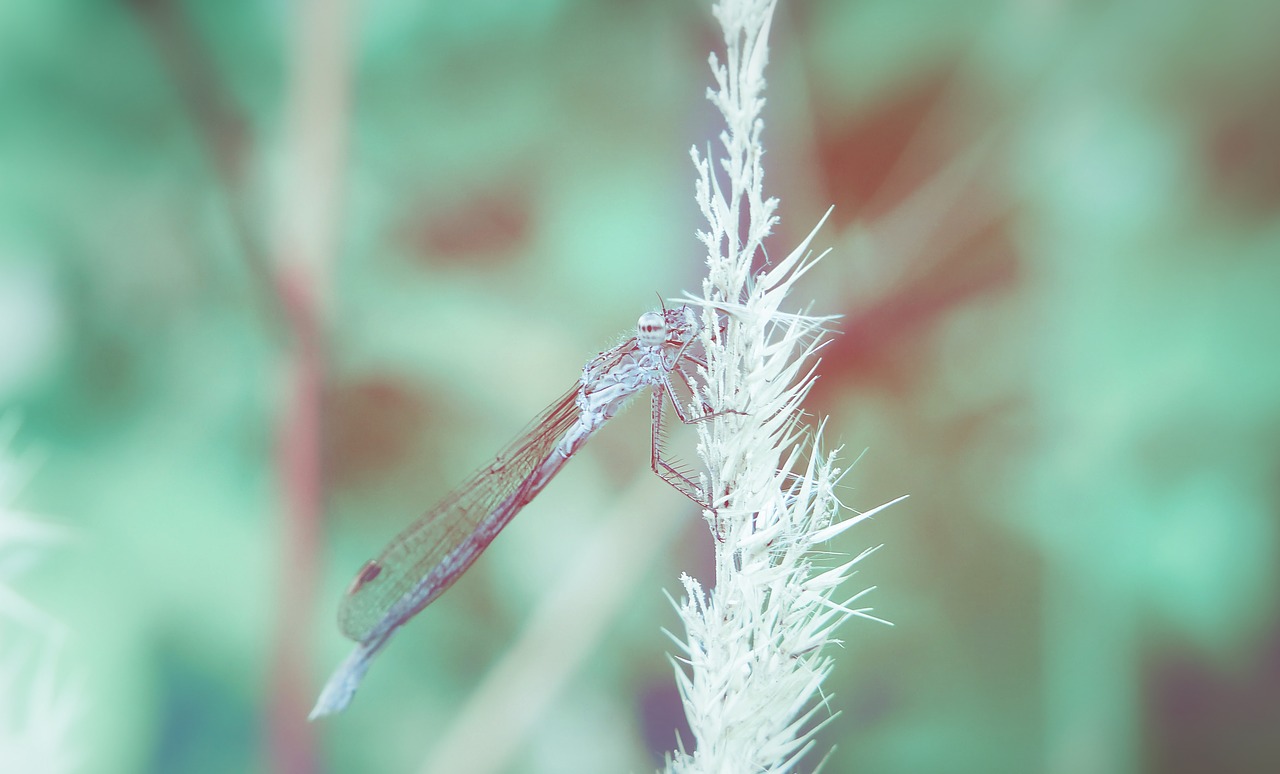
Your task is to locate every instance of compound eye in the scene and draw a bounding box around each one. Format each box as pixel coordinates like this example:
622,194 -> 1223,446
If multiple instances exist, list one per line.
636,311 -> 667,347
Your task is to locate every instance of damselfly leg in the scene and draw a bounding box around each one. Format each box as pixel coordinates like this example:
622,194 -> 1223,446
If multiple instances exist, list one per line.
649,361 -> 741,512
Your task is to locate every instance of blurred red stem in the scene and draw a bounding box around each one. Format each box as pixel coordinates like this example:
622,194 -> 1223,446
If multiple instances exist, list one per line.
269,0 -> 351,771
271,271 -> 323,774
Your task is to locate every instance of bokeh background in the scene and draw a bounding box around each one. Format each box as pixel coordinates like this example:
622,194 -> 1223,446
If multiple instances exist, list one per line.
2,0 -> 1278,772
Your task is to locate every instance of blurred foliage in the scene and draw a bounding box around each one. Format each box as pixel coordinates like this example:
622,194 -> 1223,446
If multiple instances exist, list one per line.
1,0 -> 1278,772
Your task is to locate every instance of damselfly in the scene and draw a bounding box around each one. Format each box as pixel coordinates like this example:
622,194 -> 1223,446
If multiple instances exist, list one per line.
311,304 -> 718,718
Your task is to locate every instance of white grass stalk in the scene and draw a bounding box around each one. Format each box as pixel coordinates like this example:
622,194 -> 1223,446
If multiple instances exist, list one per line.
664,2 -> 898,771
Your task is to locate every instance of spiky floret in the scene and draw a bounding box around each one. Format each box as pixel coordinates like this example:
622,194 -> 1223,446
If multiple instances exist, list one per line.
0,418 -> 79,774
664,1 -> 902,771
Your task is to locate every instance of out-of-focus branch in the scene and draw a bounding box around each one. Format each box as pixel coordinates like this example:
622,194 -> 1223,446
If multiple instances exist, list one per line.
129,0 -> 282,336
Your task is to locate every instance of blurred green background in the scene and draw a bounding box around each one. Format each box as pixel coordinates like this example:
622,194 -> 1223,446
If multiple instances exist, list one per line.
2,0 -> 1278,772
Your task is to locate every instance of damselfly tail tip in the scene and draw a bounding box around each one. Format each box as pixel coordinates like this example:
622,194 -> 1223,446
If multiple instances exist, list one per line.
308,643 -> 375,721
307,699 -> 339,722
309,677 -> 355,721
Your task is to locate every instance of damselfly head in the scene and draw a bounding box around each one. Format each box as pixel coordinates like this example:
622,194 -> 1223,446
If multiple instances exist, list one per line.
636,311 -> 667,347
638,305 -> 700,349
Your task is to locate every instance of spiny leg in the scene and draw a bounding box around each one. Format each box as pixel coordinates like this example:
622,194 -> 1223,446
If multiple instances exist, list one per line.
649,385 -> 739,547
678,352 -> 708,370
670,362 -> 715,417
650,389 -> 711,509
661,370 -> 742,426
653,347 -> 743,537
